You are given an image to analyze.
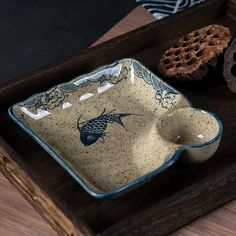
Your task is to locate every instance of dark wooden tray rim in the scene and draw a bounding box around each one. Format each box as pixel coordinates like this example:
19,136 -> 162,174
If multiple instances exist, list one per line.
0,0 -> 236,235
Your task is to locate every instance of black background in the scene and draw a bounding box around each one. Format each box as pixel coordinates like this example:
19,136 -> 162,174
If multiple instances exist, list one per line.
0,0 -> 136,85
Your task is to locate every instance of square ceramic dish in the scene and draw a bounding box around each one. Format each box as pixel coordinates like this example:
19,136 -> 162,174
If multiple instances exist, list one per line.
8,59 -> 223,198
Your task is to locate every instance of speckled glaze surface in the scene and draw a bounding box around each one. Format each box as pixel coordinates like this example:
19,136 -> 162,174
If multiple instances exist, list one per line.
8,59 -> 223,198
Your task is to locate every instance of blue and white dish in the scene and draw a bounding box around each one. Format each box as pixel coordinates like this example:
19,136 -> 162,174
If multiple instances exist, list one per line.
8,58 -> 223,198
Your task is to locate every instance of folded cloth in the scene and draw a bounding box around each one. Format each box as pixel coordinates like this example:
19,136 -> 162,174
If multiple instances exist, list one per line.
136,0 -> 205,19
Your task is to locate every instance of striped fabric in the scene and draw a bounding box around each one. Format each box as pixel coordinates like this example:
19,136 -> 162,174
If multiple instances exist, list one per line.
136,0 -> 205,19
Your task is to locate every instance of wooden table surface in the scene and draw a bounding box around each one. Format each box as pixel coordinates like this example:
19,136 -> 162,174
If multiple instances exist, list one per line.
1,6 -> 236,236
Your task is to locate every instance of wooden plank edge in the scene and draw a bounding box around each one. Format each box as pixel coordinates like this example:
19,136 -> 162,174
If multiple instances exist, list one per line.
101,163 -> 236,236
0,136 -> 93,236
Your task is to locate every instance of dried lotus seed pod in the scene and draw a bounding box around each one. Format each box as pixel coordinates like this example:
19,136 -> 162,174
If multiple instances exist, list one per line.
223,38 -> 236,93
158,24 -> 232,81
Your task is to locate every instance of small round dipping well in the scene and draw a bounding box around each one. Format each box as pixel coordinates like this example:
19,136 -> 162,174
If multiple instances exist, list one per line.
159,107 -> 223,163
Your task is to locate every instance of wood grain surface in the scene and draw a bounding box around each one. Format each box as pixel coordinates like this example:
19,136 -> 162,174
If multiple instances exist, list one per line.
0,171 -> 57,236
1,4 -> 236,236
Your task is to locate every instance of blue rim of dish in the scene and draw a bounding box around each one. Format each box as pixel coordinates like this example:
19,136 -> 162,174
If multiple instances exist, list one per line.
8,58 -> 223,198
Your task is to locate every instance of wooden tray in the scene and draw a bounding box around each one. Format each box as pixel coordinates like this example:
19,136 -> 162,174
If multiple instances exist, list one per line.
0,0 -> 236,235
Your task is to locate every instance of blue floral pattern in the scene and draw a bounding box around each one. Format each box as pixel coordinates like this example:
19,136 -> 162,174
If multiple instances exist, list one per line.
21,86 -> 66,111
20,59 -> 177,111
133,60 -> 177,109
20,61 -> 127,112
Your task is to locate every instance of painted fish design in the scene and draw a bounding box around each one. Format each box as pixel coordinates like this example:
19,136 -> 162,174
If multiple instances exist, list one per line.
77,109 -> 135,146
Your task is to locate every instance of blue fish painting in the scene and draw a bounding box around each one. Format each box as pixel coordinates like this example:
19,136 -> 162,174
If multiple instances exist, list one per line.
77,109 -> 136,146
